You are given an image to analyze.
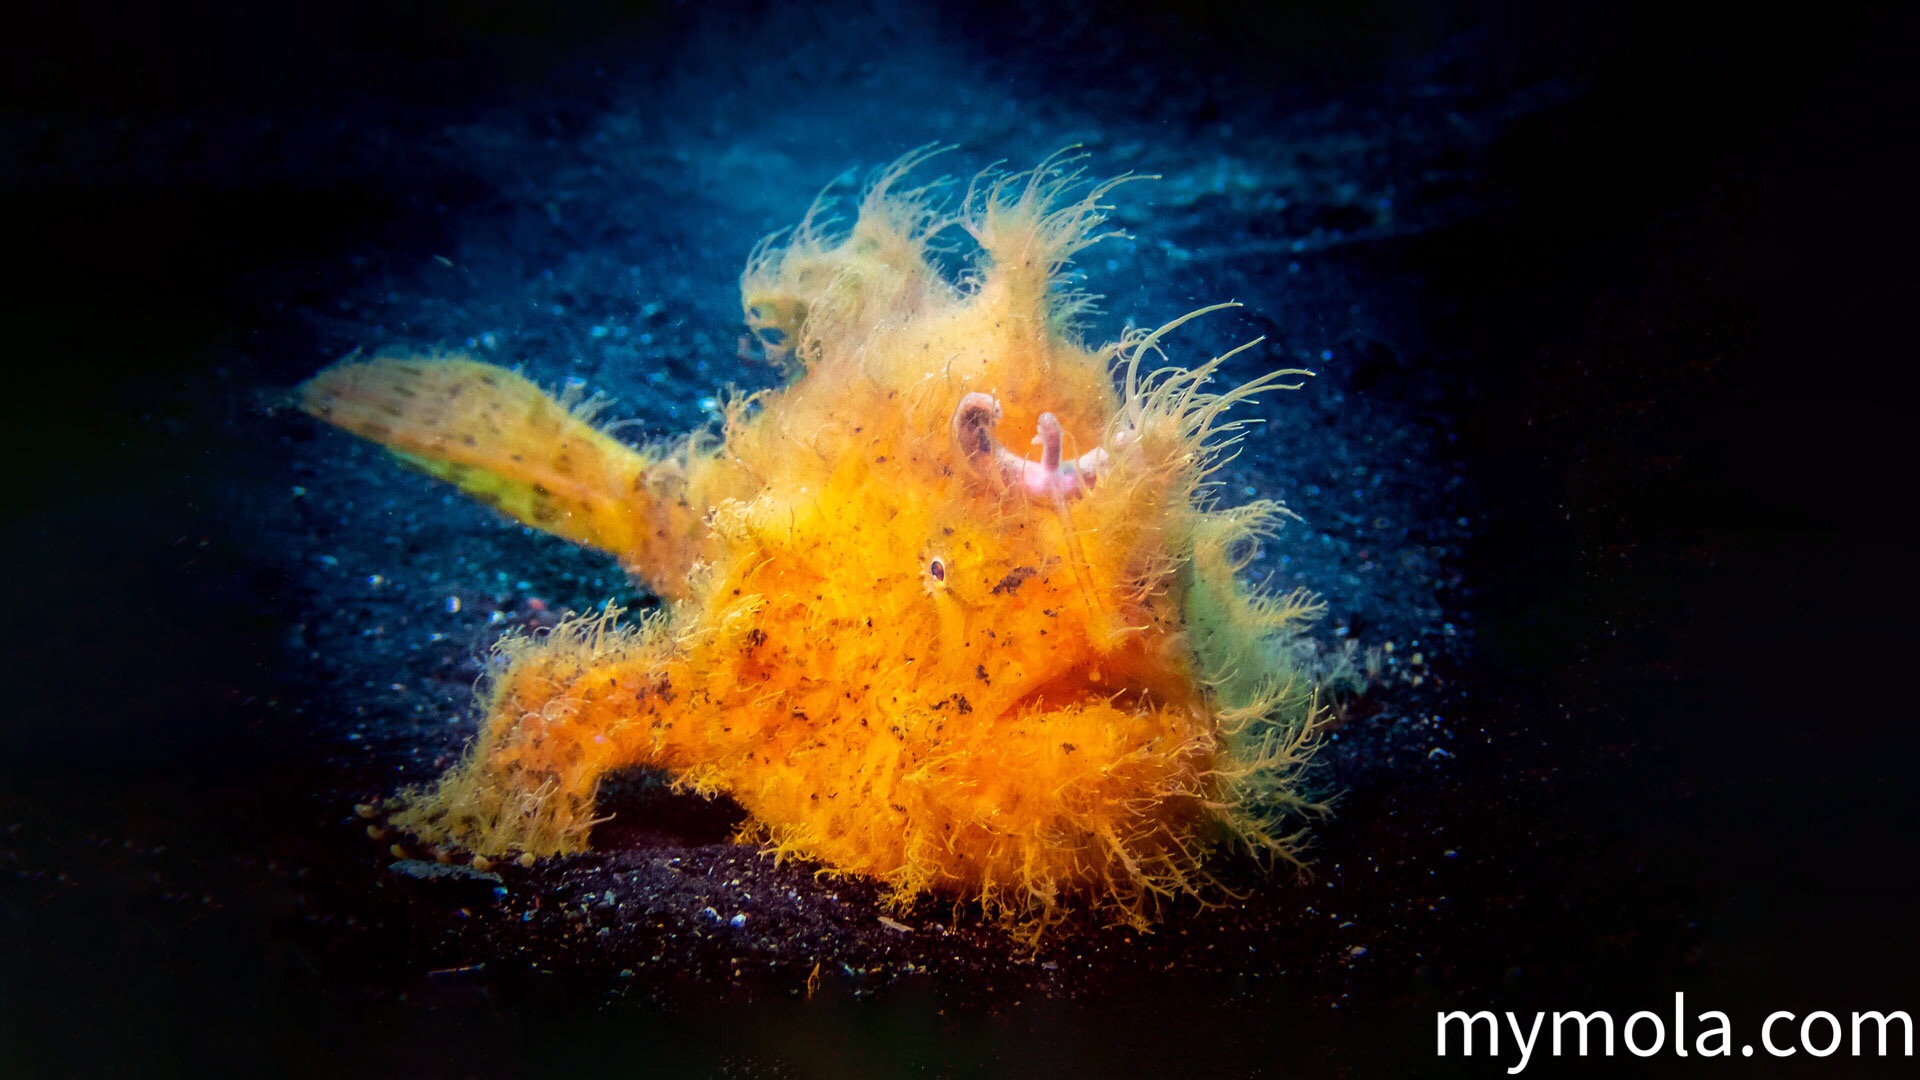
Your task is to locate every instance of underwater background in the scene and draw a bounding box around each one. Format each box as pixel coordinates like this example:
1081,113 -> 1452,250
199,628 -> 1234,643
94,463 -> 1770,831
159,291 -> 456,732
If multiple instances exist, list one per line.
3,0 -> 1914,1074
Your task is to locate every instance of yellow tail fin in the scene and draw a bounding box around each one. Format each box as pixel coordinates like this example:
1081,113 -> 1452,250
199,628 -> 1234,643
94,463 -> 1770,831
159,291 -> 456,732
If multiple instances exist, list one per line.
299,356 -> 658,569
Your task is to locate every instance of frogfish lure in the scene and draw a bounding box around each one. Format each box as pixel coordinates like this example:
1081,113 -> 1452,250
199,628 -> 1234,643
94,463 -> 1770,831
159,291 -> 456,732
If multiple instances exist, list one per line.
299,148 -> 1338,932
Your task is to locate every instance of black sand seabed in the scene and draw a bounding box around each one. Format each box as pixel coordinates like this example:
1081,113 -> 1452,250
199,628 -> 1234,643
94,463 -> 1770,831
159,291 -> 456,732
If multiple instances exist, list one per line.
3,2 -> 1915,1074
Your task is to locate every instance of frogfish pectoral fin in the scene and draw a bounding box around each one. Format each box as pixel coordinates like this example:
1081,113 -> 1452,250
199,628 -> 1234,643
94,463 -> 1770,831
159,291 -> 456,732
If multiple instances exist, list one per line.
298,356 -> 702,597
388,607 -> 693,858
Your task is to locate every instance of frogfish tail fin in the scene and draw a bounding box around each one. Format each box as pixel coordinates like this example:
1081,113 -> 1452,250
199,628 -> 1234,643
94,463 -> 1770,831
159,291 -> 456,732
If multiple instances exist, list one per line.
298,356 -> 699,596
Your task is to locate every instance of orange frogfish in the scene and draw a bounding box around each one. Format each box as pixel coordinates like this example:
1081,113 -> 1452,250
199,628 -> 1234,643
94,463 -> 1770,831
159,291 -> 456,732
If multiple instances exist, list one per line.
300,148 -> 1335,931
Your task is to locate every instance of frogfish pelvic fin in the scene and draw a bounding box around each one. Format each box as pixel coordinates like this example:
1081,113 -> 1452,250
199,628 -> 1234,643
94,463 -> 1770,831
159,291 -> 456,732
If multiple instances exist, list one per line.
300,148 -> 1335,933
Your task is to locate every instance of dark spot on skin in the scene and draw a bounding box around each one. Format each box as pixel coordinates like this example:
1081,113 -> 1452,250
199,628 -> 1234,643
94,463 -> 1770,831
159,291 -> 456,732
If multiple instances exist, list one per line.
992,567 -> 1038,595
651,677 -> 676,705
976,665 -> 990,684
745,628 -> 767,648
461,434 -> 478,446
1062,743 -> 1076,754
954,695 -> 972,714
531,483 -> 551,497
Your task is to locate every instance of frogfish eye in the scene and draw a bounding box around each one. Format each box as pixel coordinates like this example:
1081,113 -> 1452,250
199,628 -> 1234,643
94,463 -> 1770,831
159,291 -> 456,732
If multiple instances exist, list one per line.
928,558 -> 947,582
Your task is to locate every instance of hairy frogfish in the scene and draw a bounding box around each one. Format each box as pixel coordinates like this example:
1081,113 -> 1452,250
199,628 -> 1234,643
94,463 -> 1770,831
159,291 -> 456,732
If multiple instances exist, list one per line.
299,148 -> 1338,932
